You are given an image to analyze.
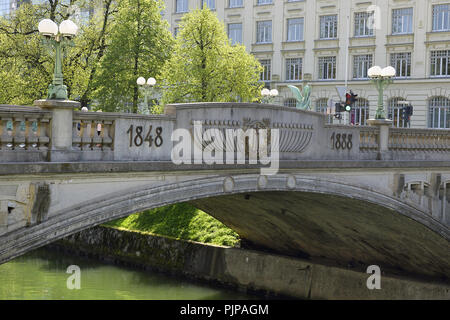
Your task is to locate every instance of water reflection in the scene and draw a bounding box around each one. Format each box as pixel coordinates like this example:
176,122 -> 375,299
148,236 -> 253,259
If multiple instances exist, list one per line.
0,248 -> 255,300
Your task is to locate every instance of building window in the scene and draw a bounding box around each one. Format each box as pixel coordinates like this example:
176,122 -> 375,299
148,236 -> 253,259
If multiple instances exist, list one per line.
350,99 -> 369,126
391,52 -> 411,78
284,98 -> 297,108
256,21 -> 272,43
287,18 -> 304,42
0,0 -> 10,16
388,98 -> 408,128
431,50 -> 450,77
320,15 -> 338,39
202,0 -> 215,10
257,0 -> 272,5
354,12 -> 374,37
259,59 -> 271,82
229,0 -> 243,8
176,0 -> 188,13
316,98 -> 333,124
318,56 -> 336,80
353,54 -> 373,79
429,97 -> 450,129
392,8 -> 413,34
228,23 -> 242,45
286,58 -> 303,81
432,4 -> 450,32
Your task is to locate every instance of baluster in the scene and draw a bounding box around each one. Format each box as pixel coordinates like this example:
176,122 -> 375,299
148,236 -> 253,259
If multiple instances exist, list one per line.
12,118 -> 26,149
38,117 -> 50,151
26,117 -> 39,150
420,133 -> 425,150
72,119 -> 82,150
0,117 -> 12,150
397,132 -> 402,150
92,120 -> 103,150
390,131 -> 396,150
388,131 -> 394,150
446,133 -> 450,151
2,118 -> 14,149
409,133 -> 415,151
400,132 -> 405,151
372,131 -> 378,150
359,132 -> 365,150
102,120 -> 114,151
81,120 -> 93,150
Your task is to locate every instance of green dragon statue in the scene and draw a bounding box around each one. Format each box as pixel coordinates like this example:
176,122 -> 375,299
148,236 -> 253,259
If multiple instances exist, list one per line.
287,84 -> 311,110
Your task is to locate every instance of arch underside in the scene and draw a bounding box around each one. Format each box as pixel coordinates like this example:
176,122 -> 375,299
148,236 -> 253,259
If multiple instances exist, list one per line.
191,191 -> 450,282
0,174 -> 449,282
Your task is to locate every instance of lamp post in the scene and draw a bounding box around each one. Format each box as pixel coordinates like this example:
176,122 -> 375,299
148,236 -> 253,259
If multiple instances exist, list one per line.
368,66 -> 396,120
261,88 -> 279,104
137,77 -> 156,114
38,19 -> 78,100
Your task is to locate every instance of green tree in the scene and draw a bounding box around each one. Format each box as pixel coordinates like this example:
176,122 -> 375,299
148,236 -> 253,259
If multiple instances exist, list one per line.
0,0 -> 116,107
92,0 -> 173,113
0,3 -> 51,105
160,8 -> 263,105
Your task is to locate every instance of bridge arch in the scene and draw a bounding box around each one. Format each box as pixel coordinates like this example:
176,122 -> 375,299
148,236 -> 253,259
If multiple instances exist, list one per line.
1,173 -> 449,281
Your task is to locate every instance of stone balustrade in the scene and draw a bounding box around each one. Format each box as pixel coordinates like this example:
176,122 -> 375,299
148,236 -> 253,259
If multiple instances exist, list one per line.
0,105 -> 51,162
359,126 -> 380,152
389,128 -> 450,152
0,102 -> 449,163
72,111 -> 115,152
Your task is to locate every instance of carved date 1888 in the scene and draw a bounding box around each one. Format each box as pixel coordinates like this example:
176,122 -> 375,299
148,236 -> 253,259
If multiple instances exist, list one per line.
331,132 -> 353,150
126,125 -> 163,148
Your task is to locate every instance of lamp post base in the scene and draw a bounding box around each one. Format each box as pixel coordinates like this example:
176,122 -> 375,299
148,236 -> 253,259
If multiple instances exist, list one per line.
367,118 -> 393,160
374,110 -> 387,120
35,99 -> 80,161
47,83 -> 68,100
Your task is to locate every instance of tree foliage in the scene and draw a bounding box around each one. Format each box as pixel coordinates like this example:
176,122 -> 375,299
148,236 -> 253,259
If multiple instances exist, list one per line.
0,0 -> 116,107
0,3 -> 51,105
92,0 -> 173,113
160,8 -> 263,105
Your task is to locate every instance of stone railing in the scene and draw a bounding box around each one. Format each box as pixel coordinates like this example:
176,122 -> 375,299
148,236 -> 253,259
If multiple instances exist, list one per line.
389,128 -> 450,152
359,126 -> 380,152
0,101 -> 449,163
73,112 -> 115,152
0,105 -> 51,162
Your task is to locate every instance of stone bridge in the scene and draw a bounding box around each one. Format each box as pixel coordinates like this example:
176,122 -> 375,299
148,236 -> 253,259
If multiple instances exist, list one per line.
0,101 -> 449,284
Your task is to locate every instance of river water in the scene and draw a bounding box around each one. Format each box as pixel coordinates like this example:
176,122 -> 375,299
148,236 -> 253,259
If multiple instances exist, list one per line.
0,248 -> 256,300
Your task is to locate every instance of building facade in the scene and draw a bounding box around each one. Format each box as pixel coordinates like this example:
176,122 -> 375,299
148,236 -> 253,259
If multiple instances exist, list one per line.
0,0 -> 23,16
163,0 -> 450,129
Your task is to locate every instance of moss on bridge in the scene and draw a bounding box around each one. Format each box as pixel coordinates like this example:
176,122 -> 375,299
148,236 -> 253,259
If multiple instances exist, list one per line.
104,203 -> 240,247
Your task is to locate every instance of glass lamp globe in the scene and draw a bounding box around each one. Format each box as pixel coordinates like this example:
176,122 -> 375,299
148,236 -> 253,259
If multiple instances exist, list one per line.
38,19 -> 58,37
381,66 -> 396,78
270,89 -> 279,97
368,66 -> 382,78
261,88 -> 270,96
137,77 -> 146,86
147,77 -> 156,86
59,20 -> 78,37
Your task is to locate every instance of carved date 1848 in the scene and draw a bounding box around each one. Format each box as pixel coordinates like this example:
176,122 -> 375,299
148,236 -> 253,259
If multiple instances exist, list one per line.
126,125 -> 163,148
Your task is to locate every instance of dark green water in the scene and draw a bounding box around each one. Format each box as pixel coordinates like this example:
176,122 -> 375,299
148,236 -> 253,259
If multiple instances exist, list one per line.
0,248 -> 255,300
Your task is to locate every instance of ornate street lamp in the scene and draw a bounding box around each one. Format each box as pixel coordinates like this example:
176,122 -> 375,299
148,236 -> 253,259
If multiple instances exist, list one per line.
368,66 -> 396,120
38,19 -> 78,100
261,88 -> 279,104
137,77 -> 156,114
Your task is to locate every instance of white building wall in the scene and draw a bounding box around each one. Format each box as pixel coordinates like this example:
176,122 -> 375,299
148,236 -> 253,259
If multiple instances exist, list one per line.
162,0 -> 450,129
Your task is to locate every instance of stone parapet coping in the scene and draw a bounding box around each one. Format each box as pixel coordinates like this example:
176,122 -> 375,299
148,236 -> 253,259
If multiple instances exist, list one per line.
0,160 -> 449,176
